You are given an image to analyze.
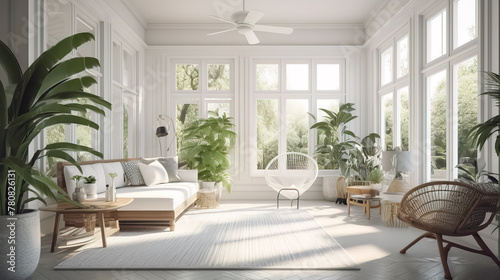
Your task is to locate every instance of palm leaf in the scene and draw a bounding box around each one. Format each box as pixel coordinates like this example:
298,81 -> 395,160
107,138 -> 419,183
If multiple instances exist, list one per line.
37,57 -> 99,100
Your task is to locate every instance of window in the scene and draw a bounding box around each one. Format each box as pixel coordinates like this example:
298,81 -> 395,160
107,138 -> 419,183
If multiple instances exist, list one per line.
176,102 -> 200,166
286,64 -> 309,91
378,32 -> 410,151
455,57 -> 478,168
453,0 -> 477,49
317,64 -> 340,91
286,99 -> 309,153
397,87 -> 410,151
421,3 -> 478,181
252,59 -> 346,174
176,64 -> 199,91
208,64 -> 230,91
111,39 -> 139,159
427,70 -> 447,180
44,3 -> 103,174
397,35 -> 409,78
256,99 -> 279,169
427,9 -> 447,63
171,59 -> 235,166
256,64 -> 279,91
381,93 -> 394,150
380,46 -> 393,86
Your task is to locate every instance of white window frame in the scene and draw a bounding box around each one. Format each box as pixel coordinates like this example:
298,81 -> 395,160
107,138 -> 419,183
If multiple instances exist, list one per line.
421,1 -> 479,181
378,28 -> 410,151
250,57 -> 347,177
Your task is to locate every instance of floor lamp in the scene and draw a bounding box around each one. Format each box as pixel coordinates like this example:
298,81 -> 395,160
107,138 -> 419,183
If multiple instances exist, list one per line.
155,114 -> 176,156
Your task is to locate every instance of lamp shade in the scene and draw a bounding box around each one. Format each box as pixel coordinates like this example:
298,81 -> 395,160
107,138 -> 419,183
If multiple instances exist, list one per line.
395,151 -> 412,172
382,151 -> 397,171
156,126 -> 168,137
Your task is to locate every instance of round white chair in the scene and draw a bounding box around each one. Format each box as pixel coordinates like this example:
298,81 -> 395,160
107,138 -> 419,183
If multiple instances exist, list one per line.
264,152 -> 318,208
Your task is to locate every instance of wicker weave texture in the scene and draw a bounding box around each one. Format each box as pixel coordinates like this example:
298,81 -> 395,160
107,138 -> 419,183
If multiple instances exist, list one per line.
265,153 -> 318,200
398,181 -> 500,236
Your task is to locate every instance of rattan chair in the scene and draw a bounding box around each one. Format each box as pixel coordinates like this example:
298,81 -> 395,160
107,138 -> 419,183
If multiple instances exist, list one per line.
398,181 -> 500,279
265,152 -> 318,208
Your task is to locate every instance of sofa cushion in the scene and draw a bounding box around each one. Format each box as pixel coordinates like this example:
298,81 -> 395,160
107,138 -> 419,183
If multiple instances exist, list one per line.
101,162 -> 127,188
142,157 -> 182,183
64,163 -> 106,197
137,160 -> 169,186
121,160 -> 146,186
98,181 -> 199,211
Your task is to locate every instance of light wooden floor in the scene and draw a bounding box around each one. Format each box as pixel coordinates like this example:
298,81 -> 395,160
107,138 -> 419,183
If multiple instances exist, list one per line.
30,200 -> 500,280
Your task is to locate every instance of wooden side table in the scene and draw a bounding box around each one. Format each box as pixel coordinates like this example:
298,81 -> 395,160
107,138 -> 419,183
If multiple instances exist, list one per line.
39,197 -> 133,252
197,189 -> 218,209
346,185 -> 381,219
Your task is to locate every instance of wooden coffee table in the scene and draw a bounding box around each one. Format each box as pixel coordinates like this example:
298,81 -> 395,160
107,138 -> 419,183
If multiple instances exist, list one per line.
39,197 -> 133,252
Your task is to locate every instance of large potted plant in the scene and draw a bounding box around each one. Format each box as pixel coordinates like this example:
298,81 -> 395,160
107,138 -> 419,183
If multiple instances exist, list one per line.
351,133 -> 382,181
0,33 -> 110,279
309,103 -> 359,201
181,110 -> 236,199
468,71 -> 500,255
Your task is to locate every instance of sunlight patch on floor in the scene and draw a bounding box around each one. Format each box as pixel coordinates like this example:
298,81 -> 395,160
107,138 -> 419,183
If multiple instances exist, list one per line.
347,244 -> 391,263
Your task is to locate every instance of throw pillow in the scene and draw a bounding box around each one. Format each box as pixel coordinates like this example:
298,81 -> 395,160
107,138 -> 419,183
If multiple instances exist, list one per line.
137,160 -> 169,186
158,157 -> 182,183
121,160 -> 146,186
141,156 -> 182,183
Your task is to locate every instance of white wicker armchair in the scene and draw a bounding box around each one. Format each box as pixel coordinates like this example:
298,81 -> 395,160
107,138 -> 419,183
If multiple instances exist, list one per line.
264,152 -> 318,208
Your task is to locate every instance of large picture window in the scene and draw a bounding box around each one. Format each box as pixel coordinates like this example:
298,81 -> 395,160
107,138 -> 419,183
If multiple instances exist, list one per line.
251,59 -> 346,174
422,2 -> 478,181
171,59 -> 235,167
378,31 -> 410,152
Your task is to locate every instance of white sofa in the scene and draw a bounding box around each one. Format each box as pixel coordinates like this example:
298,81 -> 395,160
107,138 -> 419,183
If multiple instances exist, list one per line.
56,158 -> 199,231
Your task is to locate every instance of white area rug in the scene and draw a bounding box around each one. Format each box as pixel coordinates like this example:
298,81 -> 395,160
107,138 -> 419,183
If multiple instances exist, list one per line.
55,209 -> 359,270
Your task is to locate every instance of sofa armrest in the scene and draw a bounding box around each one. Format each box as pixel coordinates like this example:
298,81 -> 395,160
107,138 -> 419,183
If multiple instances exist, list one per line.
178,170 -> 198,182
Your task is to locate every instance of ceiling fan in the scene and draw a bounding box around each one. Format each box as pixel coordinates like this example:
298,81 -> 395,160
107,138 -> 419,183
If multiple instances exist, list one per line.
207,0 -> 293,45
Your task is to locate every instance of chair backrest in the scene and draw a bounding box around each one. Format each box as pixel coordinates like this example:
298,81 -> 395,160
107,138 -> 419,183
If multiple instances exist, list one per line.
398,181 -> 500,236
264,152 -> 318,198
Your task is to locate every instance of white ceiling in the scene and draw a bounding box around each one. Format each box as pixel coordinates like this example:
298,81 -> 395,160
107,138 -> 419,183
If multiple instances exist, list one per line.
122,0 -> 387,27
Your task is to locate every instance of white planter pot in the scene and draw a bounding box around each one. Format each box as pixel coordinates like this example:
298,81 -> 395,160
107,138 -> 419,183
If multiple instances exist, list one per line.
322,175 -> 339,201
202,181 -> 216,190
0,209 -> 40,280
83,183 -> 97,200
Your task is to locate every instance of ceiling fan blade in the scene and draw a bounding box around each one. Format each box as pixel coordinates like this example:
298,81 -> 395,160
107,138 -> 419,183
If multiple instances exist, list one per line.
254,24 -> 293,34
209,15 -> 236,25
244,30 -> 260,45
207,28 -> 237,36
244,10 -> 265,25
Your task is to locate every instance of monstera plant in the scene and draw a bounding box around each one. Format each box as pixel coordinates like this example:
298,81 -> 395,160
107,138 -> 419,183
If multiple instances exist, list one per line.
0,32 -> 111,216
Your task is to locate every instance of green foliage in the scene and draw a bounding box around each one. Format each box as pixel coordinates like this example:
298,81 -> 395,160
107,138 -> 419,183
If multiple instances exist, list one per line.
351,133 -> 382,181
309,103 -> 359,178
82,175 -> 96,184
469,72 -> 500,156
455,158 -> 498,183
176,64 -> 199,90
367,168 -> 384,184
71,175 -> 83,183
0,33 -> 111,215
181,110 -> 236,192
257,100 -> 278,169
